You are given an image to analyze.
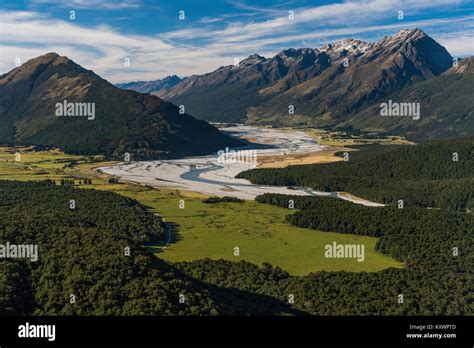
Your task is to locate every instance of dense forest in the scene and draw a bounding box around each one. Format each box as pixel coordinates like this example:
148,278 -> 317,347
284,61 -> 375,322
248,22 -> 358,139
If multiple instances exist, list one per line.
1,146 -> 472,315
0,181 -> 298,315
237,138 -> 473,212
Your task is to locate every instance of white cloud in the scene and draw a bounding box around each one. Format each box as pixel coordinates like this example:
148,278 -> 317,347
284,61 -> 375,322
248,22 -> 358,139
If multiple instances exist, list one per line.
437,35 -> 474,56
30,0 -> 142,10
0,0 -> 473,83
175,0 -> 467,43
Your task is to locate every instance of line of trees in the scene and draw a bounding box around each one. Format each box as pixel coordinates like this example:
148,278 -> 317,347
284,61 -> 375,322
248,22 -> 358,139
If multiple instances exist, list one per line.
237,138 -> 473,212
59,178 -> 92,185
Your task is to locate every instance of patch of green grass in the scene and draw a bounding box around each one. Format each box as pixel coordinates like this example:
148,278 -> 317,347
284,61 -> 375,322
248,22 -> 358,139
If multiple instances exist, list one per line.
0,147 -> 105,183
112,187 -> 403,276
0,147 -> 79,180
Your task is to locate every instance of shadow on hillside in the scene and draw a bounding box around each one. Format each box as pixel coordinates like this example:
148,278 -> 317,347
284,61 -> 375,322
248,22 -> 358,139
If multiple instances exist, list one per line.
151,257 -> 308,316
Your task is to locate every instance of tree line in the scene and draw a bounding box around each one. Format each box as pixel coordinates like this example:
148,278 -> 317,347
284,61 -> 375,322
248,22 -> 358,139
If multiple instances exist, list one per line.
237,138 -> 473,212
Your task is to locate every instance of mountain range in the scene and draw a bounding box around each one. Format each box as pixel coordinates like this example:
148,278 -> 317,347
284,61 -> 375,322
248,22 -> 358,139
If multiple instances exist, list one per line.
0,54 -> 240,159
1,28 -> 471,159
116,75 -> 183,94
341,56 -> 474,139
120,29 -> 472,140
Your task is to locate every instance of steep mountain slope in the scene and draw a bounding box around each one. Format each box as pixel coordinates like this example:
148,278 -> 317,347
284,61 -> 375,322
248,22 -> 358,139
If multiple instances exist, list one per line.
0,53 -> 240,159
116,75 -> 182,94
156,48 -> 331,123
249,29 -> 453,126
340,57 -> 474,139
155,29 -> 460,139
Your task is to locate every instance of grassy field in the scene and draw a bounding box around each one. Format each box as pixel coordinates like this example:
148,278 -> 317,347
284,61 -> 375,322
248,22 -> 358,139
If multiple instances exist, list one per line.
253,128 -> 413,169
111,186 -> 403,275
257,146 -> 348,168
0,147 -> 403,275
0,146 -> 100,181
298,128 -> 414,146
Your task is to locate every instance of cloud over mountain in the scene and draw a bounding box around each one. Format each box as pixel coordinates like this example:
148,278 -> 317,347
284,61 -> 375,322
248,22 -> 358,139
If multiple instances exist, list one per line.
0,0 -> 472,83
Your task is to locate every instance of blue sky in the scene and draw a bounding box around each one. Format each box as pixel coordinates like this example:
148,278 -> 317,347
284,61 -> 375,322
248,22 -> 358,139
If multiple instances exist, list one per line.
0,0 -> 473,83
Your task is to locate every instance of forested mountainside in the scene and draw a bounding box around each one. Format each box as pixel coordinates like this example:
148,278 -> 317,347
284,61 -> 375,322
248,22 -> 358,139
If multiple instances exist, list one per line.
0,53 -> 240,160
341,57 -> 474,140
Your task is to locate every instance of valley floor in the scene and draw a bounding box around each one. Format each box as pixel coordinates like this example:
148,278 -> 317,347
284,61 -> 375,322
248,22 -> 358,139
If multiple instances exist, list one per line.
0,144 -> 401,275
96,126 -> 382,206
106,185 -> 402,275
